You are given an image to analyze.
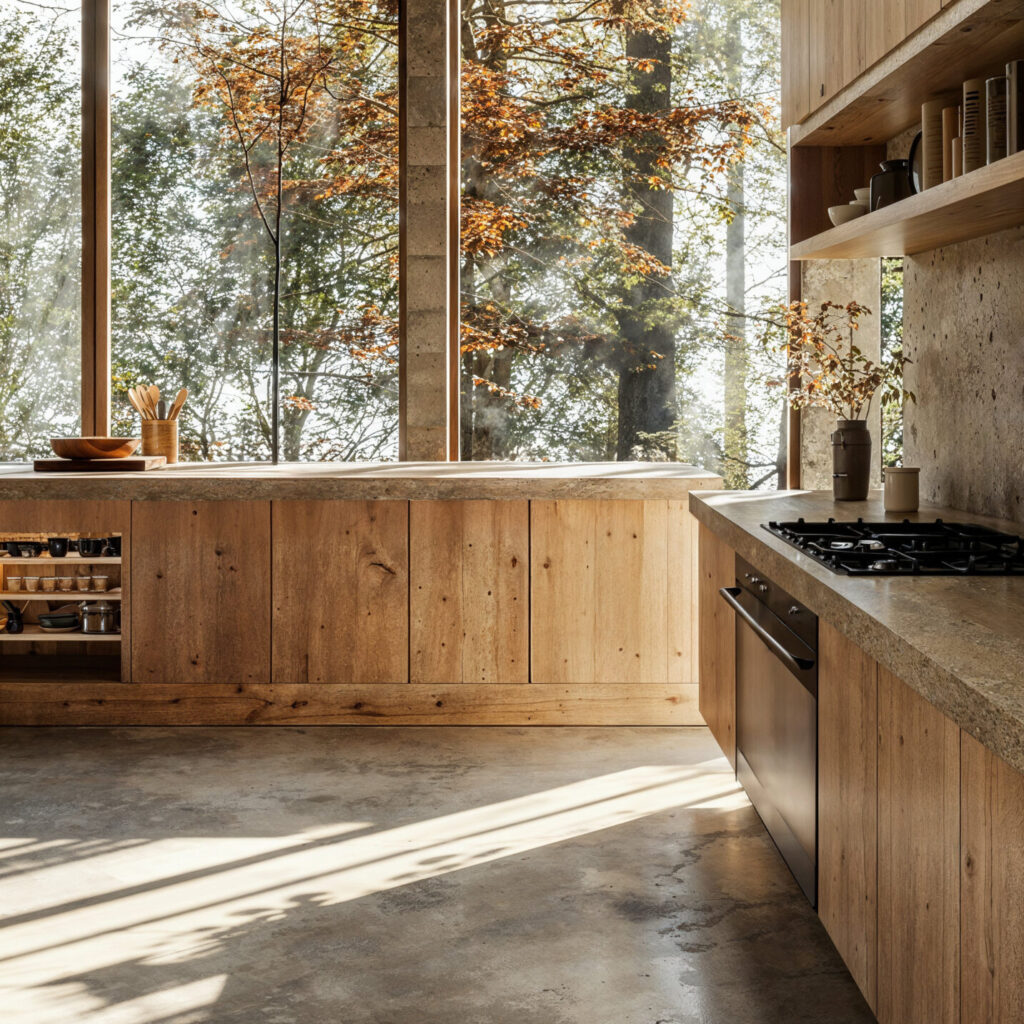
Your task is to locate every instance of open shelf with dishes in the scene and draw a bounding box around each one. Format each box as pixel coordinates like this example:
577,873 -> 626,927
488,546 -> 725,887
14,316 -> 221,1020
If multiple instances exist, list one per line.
0,530 -> 125,682
788,0 -> 1024,261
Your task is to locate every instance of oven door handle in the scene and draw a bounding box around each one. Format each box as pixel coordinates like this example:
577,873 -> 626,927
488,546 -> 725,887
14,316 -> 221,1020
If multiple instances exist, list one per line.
719,587 -> 816,673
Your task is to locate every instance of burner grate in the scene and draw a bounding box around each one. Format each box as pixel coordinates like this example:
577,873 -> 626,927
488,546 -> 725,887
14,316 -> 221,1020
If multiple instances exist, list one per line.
763,518 -> 1024,576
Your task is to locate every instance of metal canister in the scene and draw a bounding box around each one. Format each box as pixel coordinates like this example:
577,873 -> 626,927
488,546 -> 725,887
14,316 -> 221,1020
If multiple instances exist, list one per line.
81,602 -> 120,634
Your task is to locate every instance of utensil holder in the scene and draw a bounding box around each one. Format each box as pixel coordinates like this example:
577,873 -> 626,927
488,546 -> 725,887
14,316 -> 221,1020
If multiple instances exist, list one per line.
141,419 -> 178,464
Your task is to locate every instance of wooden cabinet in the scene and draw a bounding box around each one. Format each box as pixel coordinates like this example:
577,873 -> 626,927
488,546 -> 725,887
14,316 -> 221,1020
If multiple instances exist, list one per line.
818,621 -> 878,1013
272,501 -> 408,683
961,732 -> 1024,1023
877,665 -> 960,1024
781,0 -> 811,126
531,500 -> 696,685
697,523 -> 735,766
410,500 -> 528,684
132,501 -> 270,684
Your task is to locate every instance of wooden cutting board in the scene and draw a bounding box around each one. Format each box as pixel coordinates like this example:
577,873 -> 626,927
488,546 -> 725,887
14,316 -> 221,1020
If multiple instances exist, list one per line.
33,456 -> 167,473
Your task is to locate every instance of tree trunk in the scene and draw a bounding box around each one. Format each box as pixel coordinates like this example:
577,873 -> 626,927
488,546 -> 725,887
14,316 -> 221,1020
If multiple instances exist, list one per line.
722,10 -> 748,488
614,16 -> 675,461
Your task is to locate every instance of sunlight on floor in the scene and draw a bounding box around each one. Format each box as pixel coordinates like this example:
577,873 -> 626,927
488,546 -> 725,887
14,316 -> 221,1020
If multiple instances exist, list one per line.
0,760 -> 743,1022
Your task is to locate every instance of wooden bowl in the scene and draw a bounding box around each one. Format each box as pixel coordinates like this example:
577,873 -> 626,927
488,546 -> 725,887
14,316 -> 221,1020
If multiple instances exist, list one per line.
50,437 -> 141,460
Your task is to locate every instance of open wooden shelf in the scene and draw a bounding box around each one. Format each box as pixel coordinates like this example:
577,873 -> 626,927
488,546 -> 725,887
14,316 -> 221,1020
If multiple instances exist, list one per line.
0,554 -> 120,565
792,0 -> 1024,147
0,626 -> 120,643
790,149 -> 1024,260
0,591 -> 122,600
0,655 -> 122,684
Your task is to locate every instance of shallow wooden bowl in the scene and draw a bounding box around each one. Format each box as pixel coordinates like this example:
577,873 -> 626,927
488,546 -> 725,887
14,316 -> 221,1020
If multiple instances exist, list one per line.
50,437 -> 141,460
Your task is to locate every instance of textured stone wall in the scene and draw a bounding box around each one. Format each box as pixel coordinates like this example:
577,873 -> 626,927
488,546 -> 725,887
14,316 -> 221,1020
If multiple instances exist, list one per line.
799,259 -> 883,491
903,226 -> 1024,523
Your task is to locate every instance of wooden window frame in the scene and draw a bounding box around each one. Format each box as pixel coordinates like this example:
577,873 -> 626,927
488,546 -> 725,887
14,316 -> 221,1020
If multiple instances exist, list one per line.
78,0 -> 461,459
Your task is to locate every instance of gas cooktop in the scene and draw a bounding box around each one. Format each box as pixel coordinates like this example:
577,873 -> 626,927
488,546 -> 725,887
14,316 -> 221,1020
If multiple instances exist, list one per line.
764,518 -> 1024,576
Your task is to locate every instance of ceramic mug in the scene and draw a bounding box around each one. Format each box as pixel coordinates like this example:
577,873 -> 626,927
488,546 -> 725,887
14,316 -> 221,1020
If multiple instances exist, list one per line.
7,577 -> 22,592
91,575 -> 109,592
24,577 -> 40,592
47,537 -> 69,557
41,577 -> 57,592
58,576 -> 74,592
884,467 -> 921,512
75,576 -> 92,592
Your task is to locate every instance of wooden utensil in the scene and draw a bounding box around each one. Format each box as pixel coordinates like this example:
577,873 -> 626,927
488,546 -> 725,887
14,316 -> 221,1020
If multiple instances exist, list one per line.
168,388 -> 188,420
148,385 -> 160,415
127,389 -> 148,419
50,437 -> 141,460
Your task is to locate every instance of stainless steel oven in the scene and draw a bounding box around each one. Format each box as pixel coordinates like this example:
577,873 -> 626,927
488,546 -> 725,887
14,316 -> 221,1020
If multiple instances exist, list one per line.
720,555 -> 818,905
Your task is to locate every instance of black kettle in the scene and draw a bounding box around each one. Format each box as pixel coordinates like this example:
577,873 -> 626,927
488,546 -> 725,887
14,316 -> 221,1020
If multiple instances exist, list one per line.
869,158 -> 916,211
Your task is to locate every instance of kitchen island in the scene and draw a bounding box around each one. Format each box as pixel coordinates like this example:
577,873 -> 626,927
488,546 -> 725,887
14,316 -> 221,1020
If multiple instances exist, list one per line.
0,462 -> 720,726
691,488 -> 1024,1024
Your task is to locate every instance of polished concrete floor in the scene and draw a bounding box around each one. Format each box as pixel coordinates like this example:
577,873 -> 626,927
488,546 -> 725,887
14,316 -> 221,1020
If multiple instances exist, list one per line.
0,727 -> 875,1024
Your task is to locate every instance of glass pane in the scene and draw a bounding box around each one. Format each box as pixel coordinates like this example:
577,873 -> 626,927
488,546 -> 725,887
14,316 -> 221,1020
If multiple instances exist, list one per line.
0,1 -> 81,458
111,0 -> 399,461
459,0 -> 786,484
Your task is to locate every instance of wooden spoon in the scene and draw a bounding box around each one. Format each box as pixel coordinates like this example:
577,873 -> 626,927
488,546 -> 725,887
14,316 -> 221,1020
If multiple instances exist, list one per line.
168,388 -> 188,421
127,389 -> 147,419
147,385 -> 160,415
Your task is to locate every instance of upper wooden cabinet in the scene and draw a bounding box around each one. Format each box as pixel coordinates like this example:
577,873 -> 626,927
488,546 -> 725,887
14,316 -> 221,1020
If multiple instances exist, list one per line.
132,500 -> 271,684
783,0 -> 945,128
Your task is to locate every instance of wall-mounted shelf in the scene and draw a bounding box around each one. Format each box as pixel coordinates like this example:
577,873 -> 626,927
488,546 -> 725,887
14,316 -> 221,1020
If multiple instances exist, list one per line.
0,626 -> 120,643
792,0 -> 1024,147
790,149 -> 1024,260
0,591 -> 121,600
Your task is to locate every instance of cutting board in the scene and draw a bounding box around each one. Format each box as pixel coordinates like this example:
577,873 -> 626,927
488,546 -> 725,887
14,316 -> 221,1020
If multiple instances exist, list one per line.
33,456 -> 167,473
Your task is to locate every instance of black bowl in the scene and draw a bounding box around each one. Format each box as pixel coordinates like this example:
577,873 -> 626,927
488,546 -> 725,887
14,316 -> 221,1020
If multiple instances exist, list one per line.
47,537 -> 69,558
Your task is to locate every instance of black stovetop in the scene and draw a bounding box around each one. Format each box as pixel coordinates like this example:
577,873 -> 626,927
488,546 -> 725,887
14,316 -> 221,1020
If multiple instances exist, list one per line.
764,518 -> 1024,576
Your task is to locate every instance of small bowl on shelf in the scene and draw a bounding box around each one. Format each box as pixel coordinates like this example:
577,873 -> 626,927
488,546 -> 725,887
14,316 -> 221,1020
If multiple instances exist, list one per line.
828,204 -> 867,227
49,437 -> 141,460
854,187 -> 870,203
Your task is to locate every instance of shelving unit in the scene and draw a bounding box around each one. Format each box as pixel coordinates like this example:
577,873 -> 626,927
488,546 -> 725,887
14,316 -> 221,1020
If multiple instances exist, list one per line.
790,149 -> 1024,259
0,591 -> 122,600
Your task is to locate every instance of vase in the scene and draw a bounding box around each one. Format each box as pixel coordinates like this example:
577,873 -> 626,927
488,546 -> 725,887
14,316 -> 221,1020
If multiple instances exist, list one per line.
831,419 -> 871,501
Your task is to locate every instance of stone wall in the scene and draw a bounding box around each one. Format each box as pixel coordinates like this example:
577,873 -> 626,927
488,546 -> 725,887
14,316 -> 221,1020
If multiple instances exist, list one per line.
903,226 -> 1024,523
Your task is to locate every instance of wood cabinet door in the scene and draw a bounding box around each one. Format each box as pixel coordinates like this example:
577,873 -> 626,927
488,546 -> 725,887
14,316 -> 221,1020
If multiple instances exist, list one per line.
877,666 -> 960,1024
410,500 -> 528,684
808,0 -> 846,113
531,500 -> 694,685
697,523 -> 735,767
132,501 -> 270,684
272,501 -> 408,684
961,732 -> 1024,1024
781,0 -> 811,126
818,621 -> 878,1012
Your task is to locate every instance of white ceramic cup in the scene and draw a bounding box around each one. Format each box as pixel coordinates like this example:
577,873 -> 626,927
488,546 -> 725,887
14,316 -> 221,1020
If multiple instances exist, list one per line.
884,467 -> 920,512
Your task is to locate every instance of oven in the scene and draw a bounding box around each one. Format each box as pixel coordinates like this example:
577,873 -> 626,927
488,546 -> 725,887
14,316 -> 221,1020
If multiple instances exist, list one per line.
720,555 -> 818,905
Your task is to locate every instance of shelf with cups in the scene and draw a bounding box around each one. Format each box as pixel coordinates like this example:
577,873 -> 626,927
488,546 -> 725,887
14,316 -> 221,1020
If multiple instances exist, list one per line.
790,147 -> 1024,260
0,591 -> 122,600
0,555 -> 120,565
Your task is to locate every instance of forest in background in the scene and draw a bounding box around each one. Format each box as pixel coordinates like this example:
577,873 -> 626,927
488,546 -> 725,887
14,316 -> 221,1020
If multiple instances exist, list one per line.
0,0 -> 788,484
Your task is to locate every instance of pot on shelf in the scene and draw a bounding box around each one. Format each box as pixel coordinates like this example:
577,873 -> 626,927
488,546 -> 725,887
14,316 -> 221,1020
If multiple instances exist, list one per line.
832,419 -> 872,501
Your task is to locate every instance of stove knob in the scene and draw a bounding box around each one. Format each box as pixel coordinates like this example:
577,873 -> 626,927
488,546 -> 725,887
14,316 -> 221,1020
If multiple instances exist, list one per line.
757,583 -> 769,593
788,605 -> 801,616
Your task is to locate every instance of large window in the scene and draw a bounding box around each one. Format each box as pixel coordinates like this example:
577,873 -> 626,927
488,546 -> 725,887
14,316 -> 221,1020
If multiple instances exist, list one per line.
109,0 -> 399,461
0,1 -> 81,459
459,0 -> 787,484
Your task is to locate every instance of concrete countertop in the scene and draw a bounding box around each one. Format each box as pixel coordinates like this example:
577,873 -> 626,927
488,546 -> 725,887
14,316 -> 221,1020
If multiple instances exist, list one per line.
0,461 -> 722,501
690,488 -> 1024,775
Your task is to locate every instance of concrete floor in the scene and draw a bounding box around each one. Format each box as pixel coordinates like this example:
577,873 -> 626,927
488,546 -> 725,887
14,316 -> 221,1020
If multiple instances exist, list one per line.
0,727 -> 875,1024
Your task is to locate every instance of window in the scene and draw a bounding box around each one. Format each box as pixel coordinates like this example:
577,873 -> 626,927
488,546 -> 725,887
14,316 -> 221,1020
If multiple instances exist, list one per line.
109,0 -> 399,461
459,0 -> 787,482
0,1 -> 81,458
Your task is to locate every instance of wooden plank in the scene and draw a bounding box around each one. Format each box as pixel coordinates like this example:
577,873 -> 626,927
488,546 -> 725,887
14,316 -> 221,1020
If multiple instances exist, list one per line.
0,681 -> 700,726
808,0 -> 845,114
791,148 -> 1024,259
697,523 -> 736,767
410,500 -> 528,684
131,501 -> 270,684
877,665 -> 960,1024
667,504 -> 699,684
531,500 -> 689,685
818,621 -> 878,1012
272,501 -> 408,684
793,0 -> 1024,146
961,732 -> 1024,1023
781,0 -> 811,126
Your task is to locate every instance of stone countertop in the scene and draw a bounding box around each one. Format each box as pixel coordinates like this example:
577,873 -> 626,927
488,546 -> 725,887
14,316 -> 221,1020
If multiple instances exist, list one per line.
690,489 -> 1024,775
0,461 -> 722,501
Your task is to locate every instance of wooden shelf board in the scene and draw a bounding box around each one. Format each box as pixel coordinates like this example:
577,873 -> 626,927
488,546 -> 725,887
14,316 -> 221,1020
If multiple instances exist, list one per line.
0,555 -> 120,565
0,655 -> 121,685
0,592 -> 122,600
792,0 -> 1024,147
790,149 -> 1024,260
0,626 -> 121,643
